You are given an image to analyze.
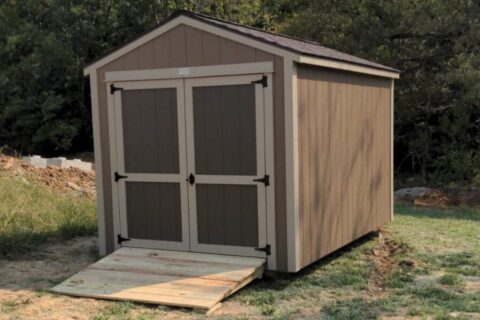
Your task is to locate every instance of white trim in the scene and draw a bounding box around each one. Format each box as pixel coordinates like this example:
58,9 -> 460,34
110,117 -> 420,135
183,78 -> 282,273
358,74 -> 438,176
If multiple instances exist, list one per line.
191,243 -> 265,258
195,175 -> 264,185
105,62 -> 274,82
254,79 -> 268,261
89,72 -> 107,256
184,74 -> 269,259
106,82 -> 121,251
109,79 -> 186,90
119,173 -> 182,182
299,56 -> 400,79
113,90 -> 127,241
391,79 -> 395,221
183,74 -> 266,87
285,60 -> 301,272
122,239 -> 189,251
84,15 -> 298,75
264,74 -> 276,270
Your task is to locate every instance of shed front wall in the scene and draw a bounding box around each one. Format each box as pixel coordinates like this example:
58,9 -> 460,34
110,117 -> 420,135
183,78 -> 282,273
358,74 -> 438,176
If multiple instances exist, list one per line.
296,64 -> 392,269
95,24 -> 288,271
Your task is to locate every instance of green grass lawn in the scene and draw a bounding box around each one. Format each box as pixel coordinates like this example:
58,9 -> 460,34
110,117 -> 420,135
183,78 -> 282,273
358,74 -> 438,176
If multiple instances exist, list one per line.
0,175 -> 97,257
88,203 -> 480,320
233,203 -> 480,319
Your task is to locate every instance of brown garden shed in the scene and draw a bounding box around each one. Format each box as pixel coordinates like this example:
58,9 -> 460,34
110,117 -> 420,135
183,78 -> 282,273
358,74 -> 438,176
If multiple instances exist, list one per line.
82,10 -> 400,274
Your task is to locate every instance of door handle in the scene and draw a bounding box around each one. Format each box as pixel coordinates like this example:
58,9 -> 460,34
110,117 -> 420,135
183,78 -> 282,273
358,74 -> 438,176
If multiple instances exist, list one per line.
187,173 -> 195,185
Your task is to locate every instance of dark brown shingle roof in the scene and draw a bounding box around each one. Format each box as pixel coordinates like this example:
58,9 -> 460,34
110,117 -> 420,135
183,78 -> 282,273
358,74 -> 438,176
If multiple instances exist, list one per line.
182,11 -> 399,73
85,10 -> 399,74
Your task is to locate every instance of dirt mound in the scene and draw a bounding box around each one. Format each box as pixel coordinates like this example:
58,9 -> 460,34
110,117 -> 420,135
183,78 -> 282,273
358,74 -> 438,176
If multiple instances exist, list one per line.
0,155 -> 96,199
368,229 -> 414,294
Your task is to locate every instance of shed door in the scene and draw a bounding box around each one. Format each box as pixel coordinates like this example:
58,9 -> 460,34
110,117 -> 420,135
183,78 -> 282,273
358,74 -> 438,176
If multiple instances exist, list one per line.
112,80 -> 190,251
185,75 -> 267,258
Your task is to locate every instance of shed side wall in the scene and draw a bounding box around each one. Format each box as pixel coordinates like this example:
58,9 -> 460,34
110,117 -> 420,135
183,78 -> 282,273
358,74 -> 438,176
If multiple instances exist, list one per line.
296,64 -> 392,269
95,24 -> 288,271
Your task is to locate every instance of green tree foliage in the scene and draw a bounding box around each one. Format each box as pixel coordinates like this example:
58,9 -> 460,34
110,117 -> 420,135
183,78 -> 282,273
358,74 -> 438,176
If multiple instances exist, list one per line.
0,0 -> 275,155
0,0 -> 478,183
281,0 -> 480,183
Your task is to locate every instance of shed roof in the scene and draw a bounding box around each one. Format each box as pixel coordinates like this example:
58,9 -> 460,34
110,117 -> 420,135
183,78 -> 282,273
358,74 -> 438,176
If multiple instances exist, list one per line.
84,10 -> 399,76
183,11 -> 398,73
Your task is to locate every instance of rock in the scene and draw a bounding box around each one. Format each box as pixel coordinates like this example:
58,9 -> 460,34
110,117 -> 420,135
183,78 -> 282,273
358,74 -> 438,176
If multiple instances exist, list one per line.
22,155 -> 47,168
67,182 -> 85,192
47,157 -> 68,168
394,187 -> 433,200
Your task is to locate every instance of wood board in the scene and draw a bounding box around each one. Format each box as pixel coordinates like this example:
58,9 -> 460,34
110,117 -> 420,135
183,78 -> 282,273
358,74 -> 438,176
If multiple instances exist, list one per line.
51,247 -> 265,312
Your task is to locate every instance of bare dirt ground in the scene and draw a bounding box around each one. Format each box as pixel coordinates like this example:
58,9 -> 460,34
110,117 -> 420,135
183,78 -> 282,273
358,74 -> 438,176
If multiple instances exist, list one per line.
0,155 -> 96,199
0,237 -> 109,320
0,237 -> 260,320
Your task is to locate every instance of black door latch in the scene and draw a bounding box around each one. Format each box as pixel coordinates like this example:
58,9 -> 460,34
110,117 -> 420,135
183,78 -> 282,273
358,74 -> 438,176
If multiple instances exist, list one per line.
117,234 -> 131,244
114,172 -> 128,182
255,244 -> 271,255
187,173 -> 195,185
253,175 -> 270,186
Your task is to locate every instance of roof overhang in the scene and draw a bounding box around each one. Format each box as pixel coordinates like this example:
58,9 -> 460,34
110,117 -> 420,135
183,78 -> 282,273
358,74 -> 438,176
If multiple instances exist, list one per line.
299,56 -> 400,79
84,13 -> 399,80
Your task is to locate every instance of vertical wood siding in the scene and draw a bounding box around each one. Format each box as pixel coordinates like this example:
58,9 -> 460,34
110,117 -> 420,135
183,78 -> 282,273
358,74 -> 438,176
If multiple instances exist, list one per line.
193,85 -> 256,176
121,88 -> 179,174
126,182 -> 182,241
297,64 -> 392,268
196,184 -> 259,247
95,24 -> 288,271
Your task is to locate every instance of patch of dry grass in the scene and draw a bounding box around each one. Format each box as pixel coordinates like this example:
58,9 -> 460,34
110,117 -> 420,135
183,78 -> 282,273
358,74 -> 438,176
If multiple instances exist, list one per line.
0,175 -> 97,257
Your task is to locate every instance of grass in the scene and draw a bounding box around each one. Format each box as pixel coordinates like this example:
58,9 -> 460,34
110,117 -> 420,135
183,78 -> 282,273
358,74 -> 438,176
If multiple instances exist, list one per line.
235,203 -> 480,319
1,170 -> 478,319
438,273 -> 465,286
0,175 -> 97,257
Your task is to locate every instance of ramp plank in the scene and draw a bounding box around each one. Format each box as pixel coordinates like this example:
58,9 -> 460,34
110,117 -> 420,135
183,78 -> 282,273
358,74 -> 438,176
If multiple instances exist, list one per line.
52,248 -> 265,312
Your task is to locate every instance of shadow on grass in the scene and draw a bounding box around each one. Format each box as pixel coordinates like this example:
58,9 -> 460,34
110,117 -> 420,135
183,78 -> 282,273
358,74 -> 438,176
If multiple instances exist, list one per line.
236,230 -> 379,306
0,225 -> 97,259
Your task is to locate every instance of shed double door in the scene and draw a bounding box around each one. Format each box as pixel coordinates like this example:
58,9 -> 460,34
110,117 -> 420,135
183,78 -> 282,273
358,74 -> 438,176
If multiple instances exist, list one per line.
111,75 -> 268,258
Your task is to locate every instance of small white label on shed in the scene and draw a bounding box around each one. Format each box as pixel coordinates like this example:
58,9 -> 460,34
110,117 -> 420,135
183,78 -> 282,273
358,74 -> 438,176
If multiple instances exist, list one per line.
178,68 -> 190,76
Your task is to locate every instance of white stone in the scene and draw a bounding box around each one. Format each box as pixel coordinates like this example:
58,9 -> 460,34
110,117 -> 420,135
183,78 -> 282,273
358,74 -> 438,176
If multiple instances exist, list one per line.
22,155 -> 47,168
47,157 -> 68,168
22,156 -> 92,171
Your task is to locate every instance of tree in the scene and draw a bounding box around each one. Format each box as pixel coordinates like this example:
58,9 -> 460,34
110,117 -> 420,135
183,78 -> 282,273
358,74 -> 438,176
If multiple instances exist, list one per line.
281,0 -> 480,183
0,0 -> 285,155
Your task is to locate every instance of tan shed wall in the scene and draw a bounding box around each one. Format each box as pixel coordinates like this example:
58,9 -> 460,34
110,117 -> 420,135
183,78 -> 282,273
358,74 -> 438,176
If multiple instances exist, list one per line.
95,24 -> 288,271
296,64 -> 392,269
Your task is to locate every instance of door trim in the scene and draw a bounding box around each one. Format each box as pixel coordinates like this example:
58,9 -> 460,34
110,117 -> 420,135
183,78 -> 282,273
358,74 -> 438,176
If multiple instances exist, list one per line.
184,74 -> 267,258
109,79 -> 190,251
106,69 -> 276,269
105,61 -> 274,82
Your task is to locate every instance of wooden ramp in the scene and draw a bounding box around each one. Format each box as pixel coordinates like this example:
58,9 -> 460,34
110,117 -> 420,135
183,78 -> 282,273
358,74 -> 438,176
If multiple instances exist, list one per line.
51,247 -> 265,313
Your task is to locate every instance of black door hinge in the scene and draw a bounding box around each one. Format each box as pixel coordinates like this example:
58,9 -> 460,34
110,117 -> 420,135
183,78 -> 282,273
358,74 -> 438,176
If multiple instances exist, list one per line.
253,174 -> 270,186
255,244 -> 271,255
117,234 -> 131,244
114,172 -> 128,182
110,84 -> 123,94
251,75 -> 268,87
187,173 -> 195,185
